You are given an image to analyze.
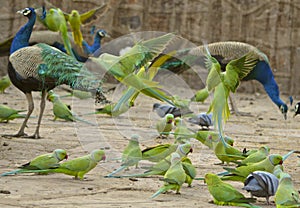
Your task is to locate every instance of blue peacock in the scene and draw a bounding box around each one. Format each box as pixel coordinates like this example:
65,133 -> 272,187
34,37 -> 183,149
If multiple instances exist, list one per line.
5,7 -> 105,139
160,42 -> 288,119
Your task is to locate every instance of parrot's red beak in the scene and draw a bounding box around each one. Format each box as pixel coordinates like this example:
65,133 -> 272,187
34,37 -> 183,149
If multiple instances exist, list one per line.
279,160 -> 283,165
189,148 -> 193,153
65,155 -> 68,160
102,155 -> 106,161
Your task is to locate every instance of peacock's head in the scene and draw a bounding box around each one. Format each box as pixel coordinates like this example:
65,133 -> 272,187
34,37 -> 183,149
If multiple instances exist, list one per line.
280,104 -> 288,120
97,29 -> 110,38
17,7 -> 35,18
293,102 -> 300,118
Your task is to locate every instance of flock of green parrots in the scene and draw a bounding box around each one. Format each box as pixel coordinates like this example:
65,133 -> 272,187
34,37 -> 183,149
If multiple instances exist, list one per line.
0,3 -> 300,208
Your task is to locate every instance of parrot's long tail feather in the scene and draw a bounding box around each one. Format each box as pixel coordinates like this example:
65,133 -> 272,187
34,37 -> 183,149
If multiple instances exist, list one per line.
282,150 -> 295,161
105,166 -> 126,177
0,169 -> 21,176
74,116 -> 96,126
150,184 -> 176,198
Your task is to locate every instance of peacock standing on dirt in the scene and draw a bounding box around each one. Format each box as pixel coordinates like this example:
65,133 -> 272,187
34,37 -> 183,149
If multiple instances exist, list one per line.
160,42 -> 288,119
5,7 -> 105,139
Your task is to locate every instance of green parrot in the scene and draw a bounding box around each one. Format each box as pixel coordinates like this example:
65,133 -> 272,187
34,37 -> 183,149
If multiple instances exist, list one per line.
194,130 -> 234,149
221,154 -> 283,182
37,6 -> 75,57
63,5 -> 106,48
214,137 -> 247,165
91,33 -> 176,108
23,149 -> 106,180
0,75 -> 11,93
156,113 -> 174,137
0,104 -> 27,123
236,146 -> 270,166
60,88 -> 93,99
191,88 -> 210,102
1,149 -> 68,176
142,143 -> 178,162
151,152 -> 186,198
91,102 -> 132,117
200,46 -> 259,140
47,91 -> 95,125
181,157 -> 197,187
205,173 -> 258,208
275,173 -> 300,207
112,143 -> 193,178
106,134 -> 142,177
173,117 -> 192,143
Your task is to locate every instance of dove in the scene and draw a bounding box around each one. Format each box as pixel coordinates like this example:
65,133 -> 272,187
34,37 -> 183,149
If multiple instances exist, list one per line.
205,173 -> 258,207
106,134 -> 142,177
187,112 -> 213,129
243,171 -> 279,204
151,152 -> 186,198
1,149 -> 68,176
153,103 -> 192,118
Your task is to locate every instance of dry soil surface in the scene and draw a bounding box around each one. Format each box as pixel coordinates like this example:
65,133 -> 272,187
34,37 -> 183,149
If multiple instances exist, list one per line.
0,84 -> 299,208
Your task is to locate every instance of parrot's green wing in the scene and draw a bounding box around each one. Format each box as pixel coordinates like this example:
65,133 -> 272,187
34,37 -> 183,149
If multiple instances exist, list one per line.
205,56 -> 222,91
224,51 -> 259,92
59,156 -> 91,172
79,5 -> 107,23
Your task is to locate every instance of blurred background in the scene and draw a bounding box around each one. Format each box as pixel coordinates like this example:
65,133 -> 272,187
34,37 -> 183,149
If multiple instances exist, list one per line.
0,0 -> 299,96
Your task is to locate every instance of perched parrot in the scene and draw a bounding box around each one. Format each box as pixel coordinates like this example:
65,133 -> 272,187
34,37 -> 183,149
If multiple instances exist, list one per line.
111,142 -> 193,179
205,173 -> 258,208
173,117 -> 192,143
91,102 -> 132,117
236,146 -> 270,166
0,75 -> 11,93
142,143 -> 178,162
275,173 -> 300,207
214,138 -> 247,165
194,130 -> 234,149
63,5 -> 107,48
106,134 -> 142,177
21,149 -> 106,180
37,6 -> 75,57
1,149 -> 68,176
0,104 -> 27,123
221,154 -> 283,182
151,152 -> 186,198
156,113 -> 174,137
47,91 -> 95,125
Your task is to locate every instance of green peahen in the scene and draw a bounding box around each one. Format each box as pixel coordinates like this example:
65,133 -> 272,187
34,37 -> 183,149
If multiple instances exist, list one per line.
5,7 -> 105,139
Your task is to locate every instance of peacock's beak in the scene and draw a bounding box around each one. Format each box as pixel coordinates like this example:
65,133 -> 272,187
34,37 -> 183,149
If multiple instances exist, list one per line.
16,10 -> 24,14
284,113 -> 287,120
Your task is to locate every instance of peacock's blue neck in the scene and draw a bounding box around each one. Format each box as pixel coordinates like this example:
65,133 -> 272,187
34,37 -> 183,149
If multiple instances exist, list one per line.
10,13 -> 36,54
243,61 -> 285,108
82,35 -> 102,55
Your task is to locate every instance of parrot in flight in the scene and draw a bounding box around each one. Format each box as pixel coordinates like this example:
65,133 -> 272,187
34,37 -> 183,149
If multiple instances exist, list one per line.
1,149 -> 68,176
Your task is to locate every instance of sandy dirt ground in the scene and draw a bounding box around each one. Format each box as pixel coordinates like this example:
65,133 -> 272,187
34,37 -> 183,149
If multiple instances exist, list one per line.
0,82 -> 299,208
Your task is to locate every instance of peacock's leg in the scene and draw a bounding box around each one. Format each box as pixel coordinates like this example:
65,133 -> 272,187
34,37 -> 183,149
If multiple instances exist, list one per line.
27,90 -> 47,139
2,93 -> 34,137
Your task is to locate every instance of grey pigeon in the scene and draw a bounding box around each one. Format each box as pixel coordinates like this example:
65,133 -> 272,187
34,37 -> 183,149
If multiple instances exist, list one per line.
152,103 -> 193,118
243,171 -> 279,205
187,112 -> 213,129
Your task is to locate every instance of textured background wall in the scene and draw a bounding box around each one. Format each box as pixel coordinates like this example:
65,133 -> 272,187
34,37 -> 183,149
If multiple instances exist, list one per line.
0,0 -> 299,95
